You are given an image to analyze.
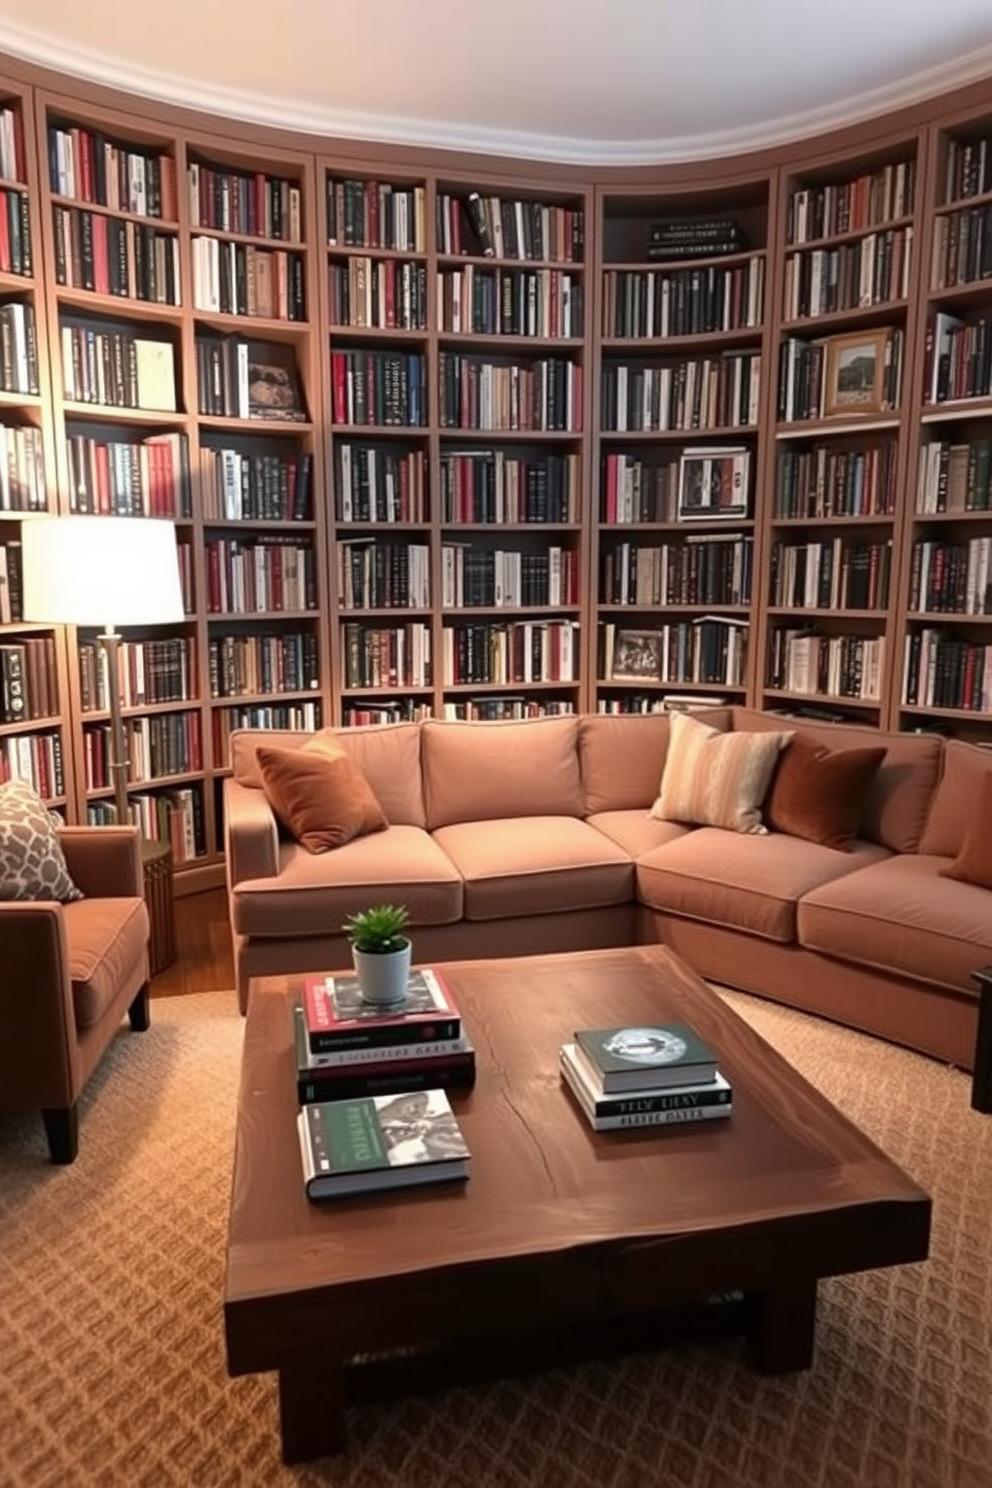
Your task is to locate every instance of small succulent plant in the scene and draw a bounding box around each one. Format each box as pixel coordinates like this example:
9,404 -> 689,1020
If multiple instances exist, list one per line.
342,903 -> 411,955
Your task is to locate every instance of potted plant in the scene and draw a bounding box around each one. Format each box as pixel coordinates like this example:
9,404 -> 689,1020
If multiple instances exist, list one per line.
342,903 -> 412,1006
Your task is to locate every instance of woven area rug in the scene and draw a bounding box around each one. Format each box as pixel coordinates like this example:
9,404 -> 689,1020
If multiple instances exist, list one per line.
1,988 -> 990,1488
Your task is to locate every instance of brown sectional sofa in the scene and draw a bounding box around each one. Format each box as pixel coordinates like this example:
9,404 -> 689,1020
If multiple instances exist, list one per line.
224,708 -> 992,1073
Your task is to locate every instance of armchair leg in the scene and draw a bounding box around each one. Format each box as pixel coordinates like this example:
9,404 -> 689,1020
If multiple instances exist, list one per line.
43,1104 -> 79,1164
128,983 -> 151,1033
971,968 -> 992,1114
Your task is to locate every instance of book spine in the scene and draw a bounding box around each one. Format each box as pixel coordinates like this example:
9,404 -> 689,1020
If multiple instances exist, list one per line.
297,1059 -> 476,1104
591,1086 -> 731,1117
591,1104 -> 733,1131
308,1015 -> 462,1055
304,1034 -> 469,1067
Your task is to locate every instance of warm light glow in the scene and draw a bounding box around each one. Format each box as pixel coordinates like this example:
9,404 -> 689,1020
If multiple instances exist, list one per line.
20,516 -> 185,628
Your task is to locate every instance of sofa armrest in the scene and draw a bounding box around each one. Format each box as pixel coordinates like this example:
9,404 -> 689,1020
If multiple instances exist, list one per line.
224,778 -> 279,888
0,902 -> 77,1108
58,826 -> 142,898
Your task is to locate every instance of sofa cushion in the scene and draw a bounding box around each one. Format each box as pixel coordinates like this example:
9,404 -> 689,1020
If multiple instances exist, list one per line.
919,738 -> 992,858
431,817 -> 633,921
798,854 -> 992,994
637,828 -> 889,943
0,778 -> 83,903
422,716 -> 583,829
763,732 -> 886,851
728,707 -> 942,853
585,810 -> 692,857
939,771 -> 992,890
230,723 -> 426,828
651,712 -> 792,834
256,741 -> 388,853
61,897 -> 150,1028
232,825 -> 462,939
579,713 -> 672,814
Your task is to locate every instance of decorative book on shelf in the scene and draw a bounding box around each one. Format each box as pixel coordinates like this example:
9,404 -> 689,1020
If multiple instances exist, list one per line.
302,966 -> 461,1053
292,1000 -> 476,1104
572,1023 -> 718,1093
560,1043 -> 732,1131
297,1087 -> 471,1200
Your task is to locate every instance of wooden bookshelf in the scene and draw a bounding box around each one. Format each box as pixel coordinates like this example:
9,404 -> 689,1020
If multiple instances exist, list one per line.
0,72 -> 72,814
0,50 -> 990,888
752,130 -> 928,728
593,175 -> 771,714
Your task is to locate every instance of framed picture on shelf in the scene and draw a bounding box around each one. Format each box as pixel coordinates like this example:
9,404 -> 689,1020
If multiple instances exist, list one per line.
611,628 -> 662,681
677,446 -> 750,520
823,330 -> 888,418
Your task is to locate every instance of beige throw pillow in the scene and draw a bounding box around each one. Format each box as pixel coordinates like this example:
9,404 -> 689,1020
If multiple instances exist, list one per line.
651,712 -> 792,835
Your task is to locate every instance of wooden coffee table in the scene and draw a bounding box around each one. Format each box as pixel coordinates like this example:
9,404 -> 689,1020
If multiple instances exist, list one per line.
224,945 -> 931,1463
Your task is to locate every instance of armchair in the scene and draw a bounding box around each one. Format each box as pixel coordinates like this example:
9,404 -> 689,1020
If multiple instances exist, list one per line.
0,824 -> 151,1163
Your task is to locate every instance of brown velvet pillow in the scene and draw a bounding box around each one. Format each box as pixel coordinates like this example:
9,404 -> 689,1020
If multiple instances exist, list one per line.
256,740 -> 388,853
764,732 -> 886,852
940,771 -> 992,889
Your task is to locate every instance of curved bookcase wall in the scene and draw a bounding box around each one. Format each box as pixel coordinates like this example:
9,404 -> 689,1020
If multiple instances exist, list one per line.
1,50 -> 990,888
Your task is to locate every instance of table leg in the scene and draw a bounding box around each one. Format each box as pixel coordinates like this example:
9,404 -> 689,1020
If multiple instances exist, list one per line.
746,1277 -> 817,1374
970,968 -> 992,1115
277,1358 -> 346,1463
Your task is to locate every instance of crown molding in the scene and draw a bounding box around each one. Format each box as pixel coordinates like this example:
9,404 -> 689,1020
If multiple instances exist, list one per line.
2,18 -> 992,165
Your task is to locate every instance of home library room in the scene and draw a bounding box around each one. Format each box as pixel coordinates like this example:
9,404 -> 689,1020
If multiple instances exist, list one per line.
2,54 -> 992,894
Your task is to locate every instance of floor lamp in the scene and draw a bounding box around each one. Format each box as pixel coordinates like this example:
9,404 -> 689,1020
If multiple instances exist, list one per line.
20,516 -> 185,829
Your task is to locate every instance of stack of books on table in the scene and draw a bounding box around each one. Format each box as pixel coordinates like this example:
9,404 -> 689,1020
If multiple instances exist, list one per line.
559,1022 -> 732,1131
293,965 -> 476,1104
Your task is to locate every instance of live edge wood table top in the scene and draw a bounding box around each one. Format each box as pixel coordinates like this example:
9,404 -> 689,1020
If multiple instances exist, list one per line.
224,945 -> 932,1465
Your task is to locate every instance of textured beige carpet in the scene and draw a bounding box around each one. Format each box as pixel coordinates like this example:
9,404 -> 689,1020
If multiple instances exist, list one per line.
1,989 -> 990,1488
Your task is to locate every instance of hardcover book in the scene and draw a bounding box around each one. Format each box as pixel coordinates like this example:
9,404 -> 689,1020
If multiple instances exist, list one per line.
292,1000 -> 476,1102
302,967 -> 461,1054
297,1087 -> 471,1200
560,1043 -> 731,1131
572,1022 -> 718,1094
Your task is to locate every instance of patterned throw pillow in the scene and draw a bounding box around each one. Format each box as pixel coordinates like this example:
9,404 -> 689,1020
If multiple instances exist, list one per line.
0,778 -> 84,902
650,712 -> 793,835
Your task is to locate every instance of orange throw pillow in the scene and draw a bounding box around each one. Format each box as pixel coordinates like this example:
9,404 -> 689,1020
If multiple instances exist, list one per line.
764,732 -> 885,852
940,772 -> 992,890
256,739 -> 388,853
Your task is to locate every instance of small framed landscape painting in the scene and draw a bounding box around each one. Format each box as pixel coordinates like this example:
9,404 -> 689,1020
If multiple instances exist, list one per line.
824,329 -> 888,417
612,628 -> 663,681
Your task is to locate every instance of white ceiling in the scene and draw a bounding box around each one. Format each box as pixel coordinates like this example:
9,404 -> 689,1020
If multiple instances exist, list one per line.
2,0 -> 992,164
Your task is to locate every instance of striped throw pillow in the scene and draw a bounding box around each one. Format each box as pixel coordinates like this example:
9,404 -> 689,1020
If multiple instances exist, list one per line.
650,712 -> 793,835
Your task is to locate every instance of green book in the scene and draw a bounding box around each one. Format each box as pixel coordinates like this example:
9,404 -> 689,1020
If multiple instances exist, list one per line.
297,1087 -> 470,1201
573,1023 -> 718,1094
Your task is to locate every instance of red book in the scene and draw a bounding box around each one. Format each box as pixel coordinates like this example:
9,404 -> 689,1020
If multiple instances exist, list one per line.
302,966 -> 461,1054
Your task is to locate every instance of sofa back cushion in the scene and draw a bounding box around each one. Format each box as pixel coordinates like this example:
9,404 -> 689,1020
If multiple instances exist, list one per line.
919,738 -> 992,857
728,707 -> 942,852
422,716 -> 583,828
578,709 -> 732,814
229,724 -> 426,827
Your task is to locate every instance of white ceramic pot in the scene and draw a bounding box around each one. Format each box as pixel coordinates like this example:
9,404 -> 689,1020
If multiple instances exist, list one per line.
352,939 -> 412,1006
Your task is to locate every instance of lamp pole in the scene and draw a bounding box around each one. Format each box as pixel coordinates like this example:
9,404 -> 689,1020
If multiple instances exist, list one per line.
99,624 -> 129,827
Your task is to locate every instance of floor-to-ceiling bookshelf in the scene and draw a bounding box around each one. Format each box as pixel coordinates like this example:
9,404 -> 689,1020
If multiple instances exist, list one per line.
0,52 -> 990,891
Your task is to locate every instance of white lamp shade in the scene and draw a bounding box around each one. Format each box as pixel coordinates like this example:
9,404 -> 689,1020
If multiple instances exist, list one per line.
20,516 -> 185,628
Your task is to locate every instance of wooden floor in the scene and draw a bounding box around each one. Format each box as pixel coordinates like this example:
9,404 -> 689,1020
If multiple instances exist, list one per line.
150,888 -> 234,998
